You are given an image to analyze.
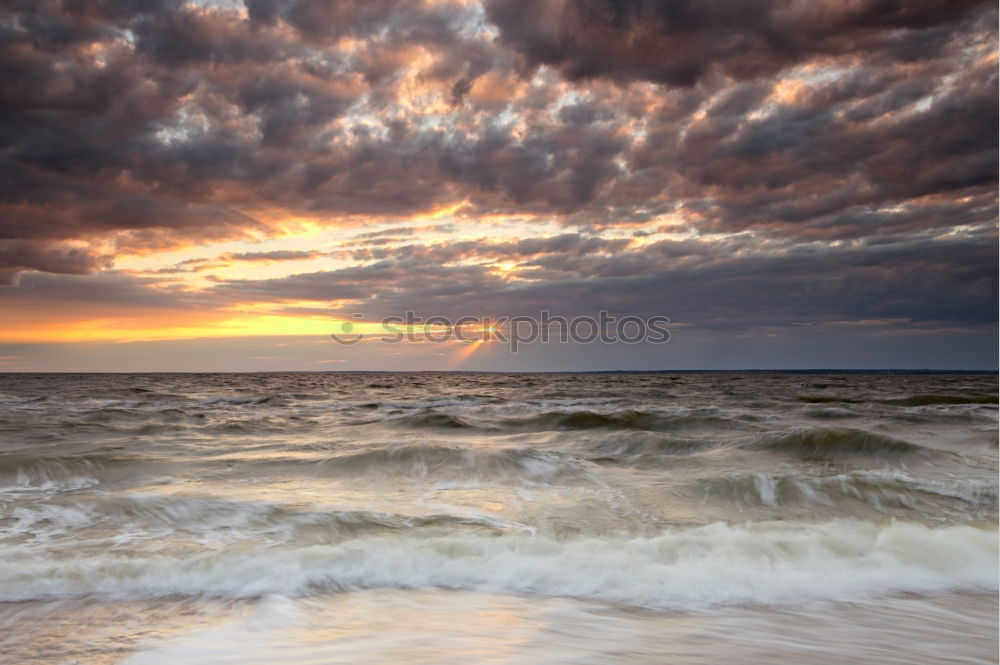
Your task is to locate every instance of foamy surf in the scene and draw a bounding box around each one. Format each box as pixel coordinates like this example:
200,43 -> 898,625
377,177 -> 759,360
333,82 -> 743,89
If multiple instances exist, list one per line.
1,520 -> 995,609
1,371 -> 996,664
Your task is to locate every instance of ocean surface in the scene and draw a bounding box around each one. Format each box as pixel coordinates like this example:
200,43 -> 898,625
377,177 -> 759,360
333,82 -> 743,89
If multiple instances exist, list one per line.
0,371 -> 996,664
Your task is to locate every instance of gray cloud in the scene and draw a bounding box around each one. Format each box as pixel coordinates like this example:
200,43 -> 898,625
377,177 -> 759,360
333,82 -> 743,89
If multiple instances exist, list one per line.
485,0 -> 988,85
0,0 -> 994,366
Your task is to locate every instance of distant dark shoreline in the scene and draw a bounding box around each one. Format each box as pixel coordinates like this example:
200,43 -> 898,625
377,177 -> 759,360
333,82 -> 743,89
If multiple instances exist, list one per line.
0,369 -> 996,376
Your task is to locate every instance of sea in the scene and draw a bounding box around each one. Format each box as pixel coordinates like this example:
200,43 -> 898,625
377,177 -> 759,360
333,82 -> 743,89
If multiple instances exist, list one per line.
0,371 -> 996,664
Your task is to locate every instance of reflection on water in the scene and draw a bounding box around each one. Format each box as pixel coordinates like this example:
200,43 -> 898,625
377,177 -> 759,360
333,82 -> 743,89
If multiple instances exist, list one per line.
3,591 -> 996,665
133,590 -> 997,665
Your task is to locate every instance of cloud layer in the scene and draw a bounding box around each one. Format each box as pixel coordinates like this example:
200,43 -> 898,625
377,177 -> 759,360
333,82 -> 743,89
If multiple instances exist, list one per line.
0,0 -> 996,367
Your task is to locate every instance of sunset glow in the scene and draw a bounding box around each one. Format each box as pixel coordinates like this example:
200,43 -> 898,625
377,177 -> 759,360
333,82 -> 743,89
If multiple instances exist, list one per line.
1,4 -> 997,662
0,0 -> 995,370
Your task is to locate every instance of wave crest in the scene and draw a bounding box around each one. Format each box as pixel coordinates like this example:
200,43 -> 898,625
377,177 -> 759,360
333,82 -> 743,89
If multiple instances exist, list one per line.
751,428 -> 935,461
1,520 -> 994,608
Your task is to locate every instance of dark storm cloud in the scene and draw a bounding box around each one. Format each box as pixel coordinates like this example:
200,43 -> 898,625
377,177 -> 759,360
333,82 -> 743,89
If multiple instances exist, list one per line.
484,0 -> 988,86
201,227 -> 996,333
0,0 -> 995,345
0,271 -> 192,309
662,52 -> 998,234
0,240 -> 113,285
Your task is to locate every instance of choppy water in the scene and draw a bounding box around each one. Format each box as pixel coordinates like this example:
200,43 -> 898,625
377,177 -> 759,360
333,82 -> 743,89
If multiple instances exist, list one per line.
0,372 -> 996,664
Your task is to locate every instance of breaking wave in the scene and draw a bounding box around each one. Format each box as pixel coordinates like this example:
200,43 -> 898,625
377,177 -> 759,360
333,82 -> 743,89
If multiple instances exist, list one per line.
0,520 -> 994,609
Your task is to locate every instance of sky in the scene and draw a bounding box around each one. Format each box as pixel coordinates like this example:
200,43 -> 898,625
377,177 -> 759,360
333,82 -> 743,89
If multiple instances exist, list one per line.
0,0 -> 997,371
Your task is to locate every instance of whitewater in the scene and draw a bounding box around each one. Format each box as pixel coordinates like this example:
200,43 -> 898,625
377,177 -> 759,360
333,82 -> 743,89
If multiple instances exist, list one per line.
0,371 -> 996,664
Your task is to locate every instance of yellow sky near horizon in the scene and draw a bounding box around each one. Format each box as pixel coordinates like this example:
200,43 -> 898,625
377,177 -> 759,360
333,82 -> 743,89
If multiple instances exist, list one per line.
3,205 -> 700,344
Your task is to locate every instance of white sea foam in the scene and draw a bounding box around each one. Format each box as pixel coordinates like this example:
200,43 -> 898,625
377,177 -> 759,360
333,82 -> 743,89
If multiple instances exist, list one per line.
1,520 -> 995,610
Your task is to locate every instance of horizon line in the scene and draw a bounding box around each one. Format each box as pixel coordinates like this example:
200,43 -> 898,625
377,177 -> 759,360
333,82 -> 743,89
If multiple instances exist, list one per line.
0,369 -> 996,375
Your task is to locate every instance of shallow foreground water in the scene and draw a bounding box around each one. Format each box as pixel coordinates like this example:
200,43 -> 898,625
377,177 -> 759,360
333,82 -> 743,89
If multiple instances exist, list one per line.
0,372 -> 996,664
